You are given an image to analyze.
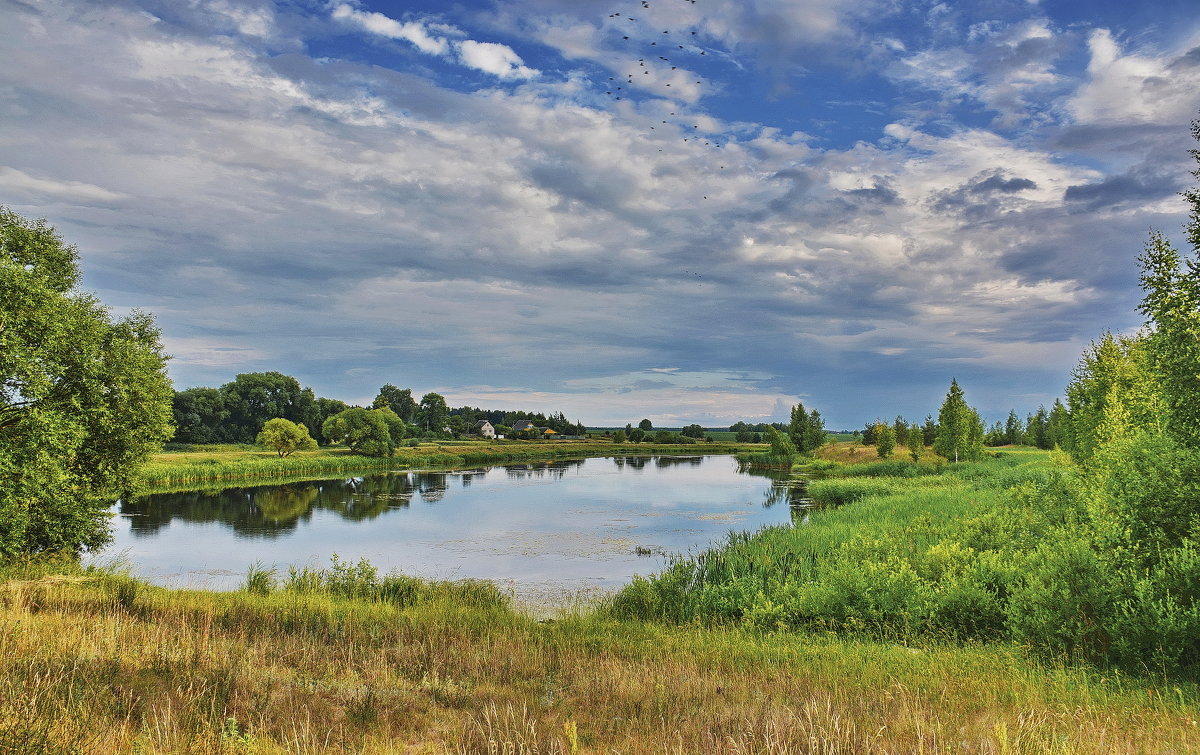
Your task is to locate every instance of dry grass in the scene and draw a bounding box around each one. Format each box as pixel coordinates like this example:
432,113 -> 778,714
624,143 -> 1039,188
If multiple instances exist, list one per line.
1,573 -> 1196,754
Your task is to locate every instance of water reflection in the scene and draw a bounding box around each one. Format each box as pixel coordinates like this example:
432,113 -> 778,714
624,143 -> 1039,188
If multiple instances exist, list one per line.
122,471 -> 455,538
106,455 -> 803,597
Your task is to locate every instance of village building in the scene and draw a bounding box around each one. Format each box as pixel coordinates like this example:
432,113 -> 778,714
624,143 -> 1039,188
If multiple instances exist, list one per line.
472,420 -> 496,439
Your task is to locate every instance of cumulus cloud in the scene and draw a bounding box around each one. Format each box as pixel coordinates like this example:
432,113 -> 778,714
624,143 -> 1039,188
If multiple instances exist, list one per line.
1,0 -> 1198,426
1067,29 -> 1200,126
455,40 -> 538,79
331,3 -> 450,55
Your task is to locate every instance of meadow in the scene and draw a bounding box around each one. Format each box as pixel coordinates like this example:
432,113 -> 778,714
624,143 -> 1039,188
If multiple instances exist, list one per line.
3,556 -> 1197,754
4,443 -> 1198,752
139,439 -> 753,489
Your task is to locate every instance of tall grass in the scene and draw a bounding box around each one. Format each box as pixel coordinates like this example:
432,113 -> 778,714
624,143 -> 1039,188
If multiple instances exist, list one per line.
1,561 -> 1196,753
138,441 -> 751,488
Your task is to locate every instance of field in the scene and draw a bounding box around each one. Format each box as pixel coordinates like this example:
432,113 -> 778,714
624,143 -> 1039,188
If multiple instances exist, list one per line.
3,561 -> 1197,754
5,443 -> 1198,752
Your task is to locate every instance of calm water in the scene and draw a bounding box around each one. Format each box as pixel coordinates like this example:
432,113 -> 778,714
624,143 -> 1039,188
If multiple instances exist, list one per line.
99,455 -> 805,605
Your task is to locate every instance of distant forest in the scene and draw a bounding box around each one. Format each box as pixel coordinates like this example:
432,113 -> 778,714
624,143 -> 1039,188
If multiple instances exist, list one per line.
170,372 -> 587,445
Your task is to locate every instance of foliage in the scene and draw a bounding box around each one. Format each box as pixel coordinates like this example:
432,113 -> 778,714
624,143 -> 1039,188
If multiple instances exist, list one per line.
907,423 -> 922,463
788,403 -> 826,456
933,379 -> 983,462
372,383 -> 416,423
680,423 -> 705,438
874,422 -> 895,459
219,371 -> 317,444
255,418 -> 317,458
1064,333 -> 1163,463
638,418 -> 653,431
322,408 -> 395,457
171,387 -> 229,444
417,392 -> 449,434
0,207 -> 174,557
1139,231 -> 1200,449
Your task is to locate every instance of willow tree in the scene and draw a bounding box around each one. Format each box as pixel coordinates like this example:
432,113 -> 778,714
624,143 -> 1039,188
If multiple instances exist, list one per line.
0,207 -> 173,557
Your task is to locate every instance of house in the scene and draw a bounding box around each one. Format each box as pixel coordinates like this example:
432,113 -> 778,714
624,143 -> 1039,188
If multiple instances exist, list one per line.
512,420 -> 536,433
473,420 -> 496,439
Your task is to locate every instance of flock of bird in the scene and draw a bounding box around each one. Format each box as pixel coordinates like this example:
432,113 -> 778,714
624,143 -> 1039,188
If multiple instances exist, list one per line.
599,0 -> 724,154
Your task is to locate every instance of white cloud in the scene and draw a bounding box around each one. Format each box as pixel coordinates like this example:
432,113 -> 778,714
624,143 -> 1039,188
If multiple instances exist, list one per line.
1067,29 -> 1200,126
331,3 -> 450,56
455,40 -> 538,79
0,166 -> 127,203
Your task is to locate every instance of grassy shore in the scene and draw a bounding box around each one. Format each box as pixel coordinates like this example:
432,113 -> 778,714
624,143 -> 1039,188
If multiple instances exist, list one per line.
7,443 -> 1197,752
3,561 -> 1197,754
138,440 -> 755,489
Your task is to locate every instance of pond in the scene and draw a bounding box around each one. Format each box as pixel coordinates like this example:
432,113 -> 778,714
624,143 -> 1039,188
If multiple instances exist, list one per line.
99,455 -> 807,606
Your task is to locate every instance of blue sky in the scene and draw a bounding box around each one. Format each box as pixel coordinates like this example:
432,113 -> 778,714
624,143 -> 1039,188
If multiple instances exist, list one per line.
3,0 -> 1199,428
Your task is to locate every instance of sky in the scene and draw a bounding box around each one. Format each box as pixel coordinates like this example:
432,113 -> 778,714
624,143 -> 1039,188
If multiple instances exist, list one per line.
3,0 -> 1199,429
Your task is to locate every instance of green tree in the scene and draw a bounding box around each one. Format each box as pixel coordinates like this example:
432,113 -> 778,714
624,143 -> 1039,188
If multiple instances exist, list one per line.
220,372 -> 313,443
874,422 -> 896,459
171,387 -> 228,444
934,379 -> 982,462
922,415 -> 937,446
907,423 -> 922,463
0,208 -> 174,557
788,403 -> 826,455
322,408 -> 394,457
256,418 -> 317,458
680,423 -> 705,438
312,397 -> 349,444
371,384 -> 416,423
638,418 -> 653,431
1005,409 -> 1022,445
612,429 -> 627,443
1064,333 -> 1162,463
892,415 -> 907,447
765,425 -> 797,460
1139,231 -> 1200,450
416,392 -> 449,434
1046,399 -> 1069,450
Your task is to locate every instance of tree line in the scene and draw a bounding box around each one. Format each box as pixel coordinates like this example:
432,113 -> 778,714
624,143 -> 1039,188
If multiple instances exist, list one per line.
172,376 -> 586,448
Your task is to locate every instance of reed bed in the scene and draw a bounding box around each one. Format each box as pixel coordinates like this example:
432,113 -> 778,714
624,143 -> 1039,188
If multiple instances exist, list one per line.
138,442 -> 749,488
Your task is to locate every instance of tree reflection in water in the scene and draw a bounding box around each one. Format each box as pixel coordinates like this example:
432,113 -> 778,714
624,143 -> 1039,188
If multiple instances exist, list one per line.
121,471 -> 464,538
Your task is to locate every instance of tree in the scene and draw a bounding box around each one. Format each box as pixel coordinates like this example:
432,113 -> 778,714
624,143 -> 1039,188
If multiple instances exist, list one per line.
0,207 -> 174,557
312,397 -> 349,444
933,379 -> 983,462
922,415 -> 937,446
892,415 -> 907,447
416,393 -> 449,434
638,418 -> 653,431
256,418 -> 317,458
788,403 -> 826,455
371,384 -> 416,423
171,387 -> 228,444
322,408 -> 394,457
1005,410 -> 1022,446
680,423 -> 705,438
907,423 -> 922,463
874,422 -> 896,459
613,429 -> 627,443
765,426 -> 797,459
1139,231 -> 1200,449
219,372 -> 312,443
1064,333 -> 1162,463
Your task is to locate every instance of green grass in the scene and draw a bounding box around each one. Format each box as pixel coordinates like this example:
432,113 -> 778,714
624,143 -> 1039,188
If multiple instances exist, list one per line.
138,440 -> 754,488
2,557 -> 1196,753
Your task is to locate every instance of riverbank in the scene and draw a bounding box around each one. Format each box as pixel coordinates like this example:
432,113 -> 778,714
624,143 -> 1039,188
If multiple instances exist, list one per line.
138,439 -> 756,489
3,560 -> 1196,753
